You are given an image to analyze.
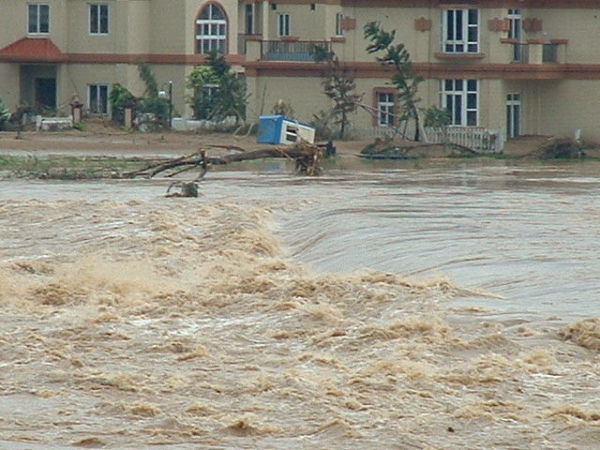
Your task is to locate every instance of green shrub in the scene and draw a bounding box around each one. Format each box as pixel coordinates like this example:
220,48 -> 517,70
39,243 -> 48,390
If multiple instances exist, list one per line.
187,51 -> 247,124
109,83 -> 135,125
0,98 -> 11,130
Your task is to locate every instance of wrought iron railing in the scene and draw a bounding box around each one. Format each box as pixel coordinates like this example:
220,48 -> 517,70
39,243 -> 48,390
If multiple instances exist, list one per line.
260,40 -> 331,61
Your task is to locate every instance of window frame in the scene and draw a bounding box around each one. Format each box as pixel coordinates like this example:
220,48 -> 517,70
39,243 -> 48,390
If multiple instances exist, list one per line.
506,92 -> 521,138
442,8 -> 479,54
89,3 -> 109,35
335,12 -> 344,37
28,3 -> 50,34
440,79 -> 479,127
278,13 -> 290,37
508,8 -> 523,61
88,84 -> 109,115
376,91 -> 396,128
195,3 -> 228,55
507,9 -> 522,40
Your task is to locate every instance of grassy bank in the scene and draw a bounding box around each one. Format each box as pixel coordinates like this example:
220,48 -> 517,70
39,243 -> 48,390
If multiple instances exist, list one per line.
0,154 -> 165,180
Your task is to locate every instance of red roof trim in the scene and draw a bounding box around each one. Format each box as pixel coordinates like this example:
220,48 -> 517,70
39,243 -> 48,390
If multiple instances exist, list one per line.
0,37 -> 67,63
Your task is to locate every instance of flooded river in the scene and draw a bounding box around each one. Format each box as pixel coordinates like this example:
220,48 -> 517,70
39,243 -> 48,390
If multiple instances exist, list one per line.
0,158 -> 598,448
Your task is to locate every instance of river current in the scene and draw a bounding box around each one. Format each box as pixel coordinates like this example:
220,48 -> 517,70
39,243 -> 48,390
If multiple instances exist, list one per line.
0,158 -> 598,448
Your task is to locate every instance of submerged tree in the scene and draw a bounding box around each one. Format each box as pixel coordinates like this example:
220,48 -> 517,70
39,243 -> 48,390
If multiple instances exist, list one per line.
364,22 -> 423,140
314,46 -> 362,139
187,51 -> 248,124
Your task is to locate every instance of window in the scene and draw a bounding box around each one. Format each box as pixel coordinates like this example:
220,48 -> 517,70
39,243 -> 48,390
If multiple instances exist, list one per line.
440,80 -> 478,126
442,9 -> 479,53
245,4 -> 254,35
28,4 -> 49,34
377,92 -> 395,127
335,13 -> 344,37
90,4 -> 109,34
278,13 -> 290,37
196,4 -> 227,55
88,84 -> 109,115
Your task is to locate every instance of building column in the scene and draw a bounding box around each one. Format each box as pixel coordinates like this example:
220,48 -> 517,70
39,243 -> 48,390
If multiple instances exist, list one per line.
0,63 -> 20,110
57,64 -> 71,114
483,79 -> 506,142
260,1 -> 270,40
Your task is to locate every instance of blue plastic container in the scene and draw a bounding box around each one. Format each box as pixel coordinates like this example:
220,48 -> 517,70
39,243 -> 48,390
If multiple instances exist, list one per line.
257,115 -> 315,145
257,115 -> 285,144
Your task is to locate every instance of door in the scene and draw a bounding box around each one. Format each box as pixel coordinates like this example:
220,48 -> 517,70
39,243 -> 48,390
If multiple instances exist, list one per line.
506,93 -> 521,139
35,78 -> 57,109
508,9 -> 522,61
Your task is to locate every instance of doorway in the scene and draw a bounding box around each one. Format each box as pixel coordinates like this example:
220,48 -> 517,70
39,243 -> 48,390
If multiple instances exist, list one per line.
506,93 -> 521,139
35,78 -> 56,109
19,64 -> 58,110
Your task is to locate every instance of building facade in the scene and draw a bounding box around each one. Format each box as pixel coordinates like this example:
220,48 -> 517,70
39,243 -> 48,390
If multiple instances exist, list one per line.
1,1 -> 600,142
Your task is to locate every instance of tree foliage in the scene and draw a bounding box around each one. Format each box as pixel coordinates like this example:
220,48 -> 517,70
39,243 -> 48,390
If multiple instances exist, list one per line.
364,21 -> 424,140
136,63 -> 170,128
423,105 -> 452,128
423,105 -> 452,146
187,51 -> 247,124
108,83 -> 135,124
138,63 -> 159,98
314,47 -> 362,139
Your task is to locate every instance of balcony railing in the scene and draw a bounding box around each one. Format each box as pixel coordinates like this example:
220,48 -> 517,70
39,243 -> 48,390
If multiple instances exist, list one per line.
512,43 -> 559,63
261,40 -> 331,61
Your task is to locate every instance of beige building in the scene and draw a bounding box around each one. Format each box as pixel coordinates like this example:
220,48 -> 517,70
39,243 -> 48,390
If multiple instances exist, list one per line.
0,0 -> 242,119
1,1 -> 600,142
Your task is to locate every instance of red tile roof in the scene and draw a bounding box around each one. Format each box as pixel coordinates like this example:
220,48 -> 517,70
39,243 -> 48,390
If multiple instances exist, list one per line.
0,37 -> 66,63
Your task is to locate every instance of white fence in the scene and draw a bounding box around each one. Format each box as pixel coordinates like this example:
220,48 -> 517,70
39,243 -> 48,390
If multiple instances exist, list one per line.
348,125 -> 504,153
424,126 -> 504,153
171,117 -> 238,132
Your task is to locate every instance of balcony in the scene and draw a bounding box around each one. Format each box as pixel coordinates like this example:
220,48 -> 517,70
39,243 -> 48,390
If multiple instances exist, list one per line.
512,43 -> 558,63
260,40 -> 331,62
504,39 -> 567,64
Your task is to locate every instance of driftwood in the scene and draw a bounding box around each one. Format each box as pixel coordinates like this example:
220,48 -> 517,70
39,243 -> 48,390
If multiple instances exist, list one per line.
126,142 -> 323,180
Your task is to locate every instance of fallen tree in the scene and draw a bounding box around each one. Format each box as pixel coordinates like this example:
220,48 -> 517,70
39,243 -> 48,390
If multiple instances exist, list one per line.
125,142 -> 323,181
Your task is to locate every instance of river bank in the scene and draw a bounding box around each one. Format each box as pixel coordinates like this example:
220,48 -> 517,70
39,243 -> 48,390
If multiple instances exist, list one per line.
2,120 -> 599,160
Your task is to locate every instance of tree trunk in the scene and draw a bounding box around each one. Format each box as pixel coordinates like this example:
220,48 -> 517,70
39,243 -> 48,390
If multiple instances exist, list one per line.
126,142 -> 324,179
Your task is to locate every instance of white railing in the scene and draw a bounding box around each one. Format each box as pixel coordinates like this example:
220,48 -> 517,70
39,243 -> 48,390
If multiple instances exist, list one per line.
35,115 -> 73,131
424,126 -> 503,153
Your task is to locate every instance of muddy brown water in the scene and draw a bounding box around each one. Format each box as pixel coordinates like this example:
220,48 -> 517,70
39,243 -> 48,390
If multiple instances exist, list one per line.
0,157 -> 599,449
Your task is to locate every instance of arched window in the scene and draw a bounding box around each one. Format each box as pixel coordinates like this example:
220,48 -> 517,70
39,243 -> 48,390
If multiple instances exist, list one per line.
196,4 -> 227,55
